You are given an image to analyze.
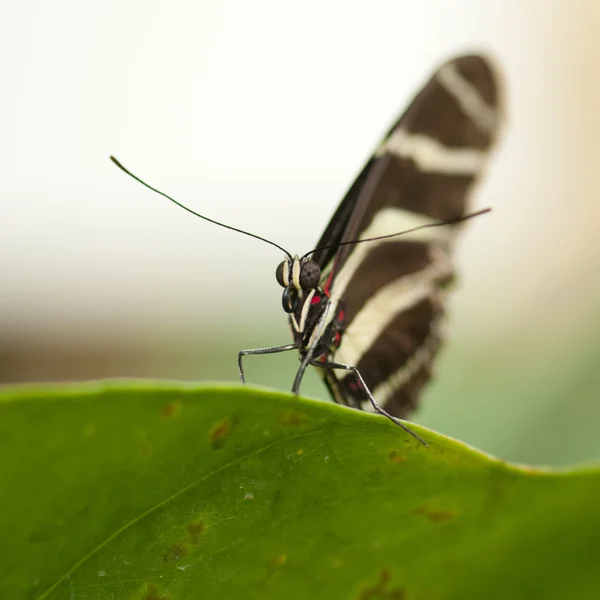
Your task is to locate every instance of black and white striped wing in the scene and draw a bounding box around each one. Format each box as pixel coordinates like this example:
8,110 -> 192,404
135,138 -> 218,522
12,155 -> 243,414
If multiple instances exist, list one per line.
316,55 -> 501,418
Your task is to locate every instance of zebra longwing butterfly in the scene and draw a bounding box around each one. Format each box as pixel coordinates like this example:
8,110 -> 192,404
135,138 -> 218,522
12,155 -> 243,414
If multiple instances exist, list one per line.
111,54 -> 500,445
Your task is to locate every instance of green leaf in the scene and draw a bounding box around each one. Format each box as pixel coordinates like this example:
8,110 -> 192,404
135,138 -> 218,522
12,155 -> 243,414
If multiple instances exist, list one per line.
1,382 -> 599,600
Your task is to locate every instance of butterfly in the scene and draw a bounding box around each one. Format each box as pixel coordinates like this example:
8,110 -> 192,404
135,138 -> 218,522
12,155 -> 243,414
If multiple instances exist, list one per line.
111,54 -> 500,445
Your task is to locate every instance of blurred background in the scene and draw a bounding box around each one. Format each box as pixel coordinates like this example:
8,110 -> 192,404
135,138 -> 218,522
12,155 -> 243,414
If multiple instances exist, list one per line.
1,1 -> 598,466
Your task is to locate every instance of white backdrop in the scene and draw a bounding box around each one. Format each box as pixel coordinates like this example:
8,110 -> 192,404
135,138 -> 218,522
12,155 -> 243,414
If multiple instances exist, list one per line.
1,0 -> 599,349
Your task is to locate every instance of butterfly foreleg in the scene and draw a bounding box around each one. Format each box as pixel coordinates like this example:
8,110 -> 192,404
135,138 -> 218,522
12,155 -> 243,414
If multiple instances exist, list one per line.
238,344 -> 298,384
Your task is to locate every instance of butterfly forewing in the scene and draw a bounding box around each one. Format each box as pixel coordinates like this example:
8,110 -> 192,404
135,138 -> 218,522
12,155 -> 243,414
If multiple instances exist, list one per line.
314,54 -> 500,417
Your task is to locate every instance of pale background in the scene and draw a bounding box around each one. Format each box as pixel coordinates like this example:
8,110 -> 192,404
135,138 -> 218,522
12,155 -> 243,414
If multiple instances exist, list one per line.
1,1 -> 599,465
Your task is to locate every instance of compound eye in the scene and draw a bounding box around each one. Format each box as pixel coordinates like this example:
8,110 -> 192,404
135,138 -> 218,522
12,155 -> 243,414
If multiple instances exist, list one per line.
299,260 -> 321,290
282,286 -> 299,313
275,261 -> 287,287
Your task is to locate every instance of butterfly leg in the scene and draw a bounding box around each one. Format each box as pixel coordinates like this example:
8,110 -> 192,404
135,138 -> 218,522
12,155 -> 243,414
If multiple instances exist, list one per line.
312,360 -> 428,447
238,344 -> 298,384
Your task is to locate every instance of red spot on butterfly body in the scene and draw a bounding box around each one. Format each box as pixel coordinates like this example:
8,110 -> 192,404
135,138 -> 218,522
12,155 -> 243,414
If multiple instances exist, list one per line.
311,295 -> 321,305
349,379 -> 364,393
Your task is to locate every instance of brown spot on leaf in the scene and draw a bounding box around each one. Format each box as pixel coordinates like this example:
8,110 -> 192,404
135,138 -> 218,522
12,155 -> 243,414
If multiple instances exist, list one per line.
163,544 -> 189,562
358,569 -> 405,600
388,449 -> 406,464
142,584 -> 169,600
269,554 -> 287,570
161,400 -> 182,419
209,417 -> 231,448
279,410 -> 306,426
140,442 -> 152,457
379,568 -> 391,585
413,506 -> 457,523
187,521 -> 205,544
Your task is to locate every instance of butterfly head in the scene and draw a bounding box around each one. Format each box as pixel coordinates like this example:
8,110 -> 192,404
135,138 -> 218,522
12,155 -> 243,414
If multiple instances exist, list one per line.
276,255 -> 321,314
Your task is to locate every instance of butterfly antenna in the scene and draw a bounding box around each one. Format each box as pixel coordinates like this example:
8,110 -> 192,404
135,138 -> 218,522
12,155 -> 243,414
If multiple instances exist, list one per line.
303,208 -> 491,260
110,156 -> 292,258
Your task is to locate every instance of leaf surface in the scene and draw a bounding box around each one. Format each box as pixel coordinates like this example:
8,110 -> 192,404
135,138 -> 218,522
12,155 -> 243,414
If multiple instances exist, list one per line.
1,382 -> 599,599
